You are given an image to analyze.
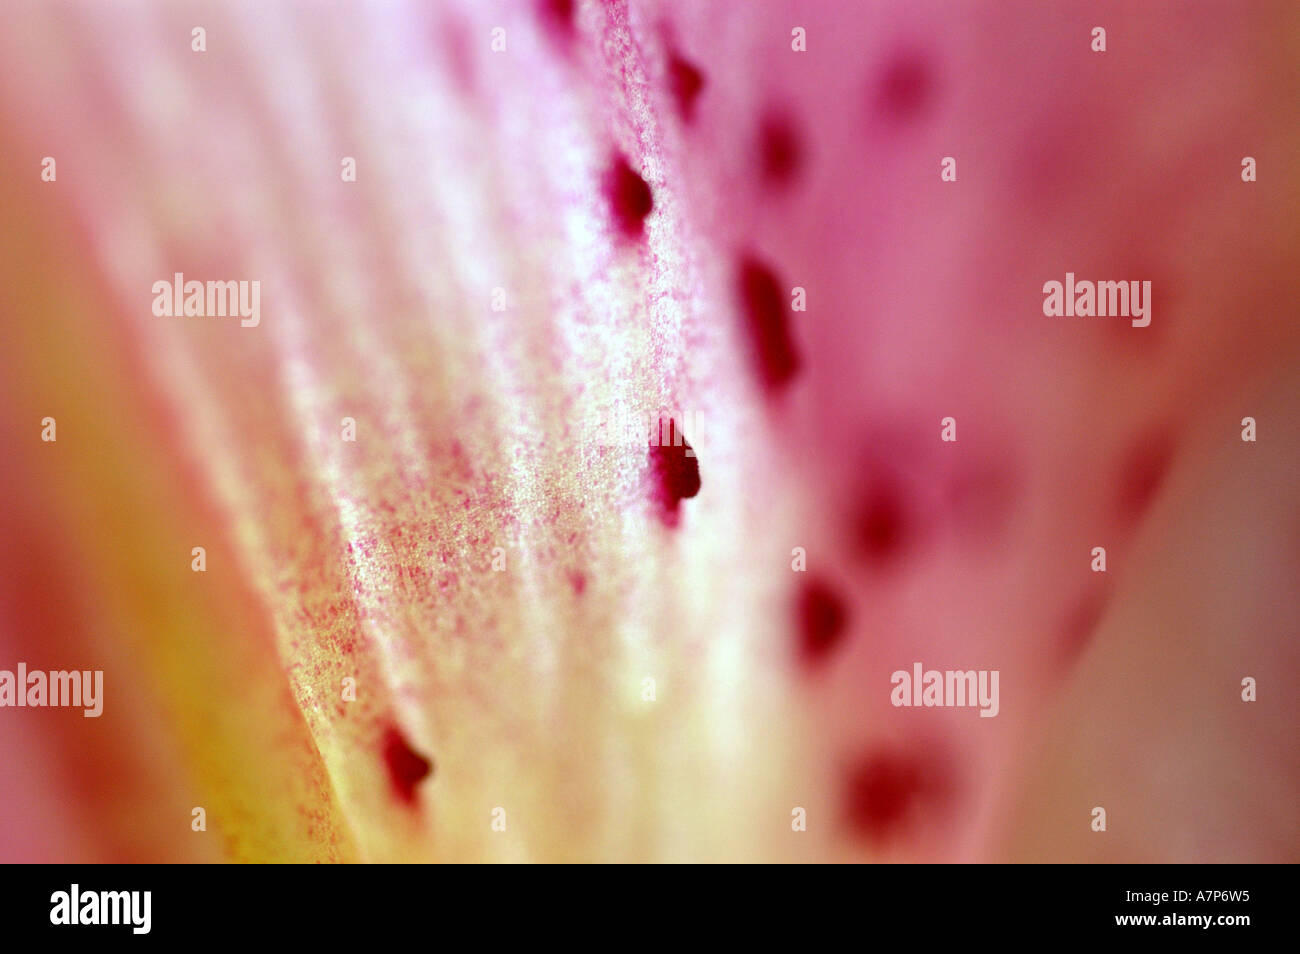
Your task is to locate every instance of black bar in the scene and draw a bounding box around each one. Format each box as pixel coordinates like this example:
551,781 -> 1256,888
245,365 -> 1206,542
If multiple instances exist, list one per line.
1,864 -> 1282,942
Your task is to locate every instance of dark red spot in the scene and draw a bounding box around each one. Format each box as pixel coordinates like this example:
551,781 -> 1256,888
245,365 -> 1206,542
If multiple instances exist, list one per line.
758,111 -> 802,187
875,52 -> 936,123
648,417 -> 700,527
668,51 -> 705,123
569,569 -> 587,595
843,750 -> 930,844
382,726 -> 433,805
735,255 -> 800,393
605,156 -> 653,238
795,578 -> 848,666
538,0 -> 575,38
855,478 -> 910,564
1116,432 -> 1174,522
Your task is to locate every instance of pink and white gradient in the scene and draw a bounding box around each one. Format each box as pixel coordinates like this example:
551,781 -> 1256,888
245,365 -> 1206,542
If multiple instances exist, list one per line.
0,0 -> 1296,862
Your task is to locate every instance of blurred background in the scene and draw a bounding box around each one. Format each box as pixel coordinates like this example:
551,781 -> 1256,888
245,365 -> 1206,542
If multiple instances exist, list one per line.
0,0 -> 1296,862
